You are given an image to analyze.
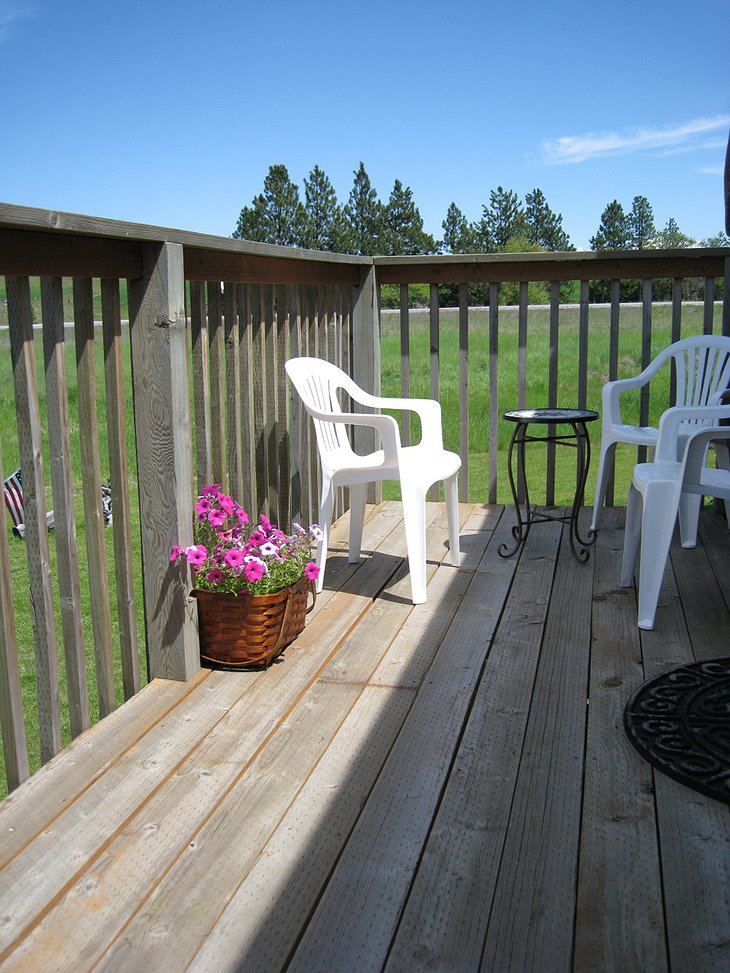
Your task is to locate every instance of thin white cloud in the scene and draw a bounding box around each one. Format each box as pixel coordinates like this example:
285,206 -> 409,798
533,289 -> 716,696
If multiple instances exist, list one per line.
696,166 -> 723,175
0,3 -> 35,45
540,116 -> 730,165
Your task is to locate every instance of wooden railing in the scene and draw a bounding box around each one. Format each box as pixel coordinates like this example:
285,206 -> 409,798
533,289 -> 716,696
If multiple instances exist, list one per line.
0,204 -> 376,793
0,201 -> 728,794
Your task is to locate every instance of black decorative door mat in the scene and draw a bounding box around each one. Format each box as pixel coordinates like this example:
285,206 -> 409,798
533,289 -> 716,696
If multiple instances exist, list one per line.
624,658 -> 730,805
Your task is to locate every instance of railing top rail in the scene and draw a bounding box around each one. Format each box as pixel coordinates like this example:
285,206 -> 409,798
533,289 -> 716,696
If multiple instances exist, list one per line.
1,200 -> 727,285
0,202 -> 369,283
374,248 -> 730,284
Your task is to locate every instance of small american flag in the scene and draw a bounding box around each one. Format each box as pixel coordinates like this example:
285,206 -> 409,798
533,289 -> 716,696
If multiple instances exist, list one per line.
3,468 -> 23,528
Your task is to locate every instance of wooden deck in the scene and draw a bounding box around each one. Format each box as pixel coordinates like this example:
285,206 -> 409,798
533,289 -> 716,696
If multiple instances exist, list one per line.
1,500 -> 729,972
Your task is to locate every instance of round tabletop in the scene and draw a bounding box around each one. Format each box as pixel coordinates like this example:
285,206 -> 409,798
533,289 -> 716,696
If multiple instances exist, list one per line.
503,408 -> 599,424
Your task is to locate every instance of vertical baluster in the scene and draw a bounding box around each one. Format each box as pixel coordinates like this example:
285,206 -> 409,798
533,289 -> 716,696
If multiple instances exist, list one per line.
74,277 -> 116,718
703,276 -> 715,335
206,281 -> 225,488
8,275 -> 60,759
546,281 -> 559,506
638,279 -> 653,463
670,278 -> 683,405
237,283 -> 255,516
101,277 -> 139,701
264,284 -> 277,516
43,276 -> 89,731
189,281 -> 211,491
429,283 -> 439,500
458,283 -> 469,502
400,283 -> 410,447
224,281 -> 242,502
607,280 -> 621,507
488,283 -> 499,505
0,422 -> 29,790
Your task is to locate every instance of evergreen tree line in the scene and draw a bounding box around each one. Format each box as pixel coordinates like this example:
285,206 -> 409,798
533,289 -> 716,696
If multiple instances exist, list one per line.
233,163 -> 729,305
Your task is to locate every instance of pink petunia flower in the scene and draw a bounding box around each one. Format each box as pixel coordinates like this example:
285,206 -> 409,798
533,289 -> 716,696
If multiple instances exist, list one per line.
223,548 -> 246,569
305,561 -> 320,580
244,559 -> 266,582
185,545 -> 208,567
259,513 -> 272,533
194,497 -> 211,521
217,494 -> 236,517
208,508 -> 226,528
310,524 -> 323,542
259,541 -> 279,557
236,506 -> 249,526
201,484 -> 221,497
206,568 -> 224,585
169,545 -> 183,563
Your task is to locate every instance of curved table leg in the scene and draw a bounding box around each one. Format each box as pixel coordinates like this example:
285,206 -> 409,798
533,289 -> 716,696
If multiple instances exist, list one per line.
568,421 -> 597,562
499,421 -> 530,558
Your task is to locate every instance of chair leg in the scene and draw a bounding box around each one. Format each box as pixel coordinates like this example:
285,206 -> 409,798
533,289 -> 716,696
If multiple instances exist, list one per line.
636,482 -> 680,630
444,473 -> 461,566
678,492 -> 702,548
316,481 -> 335,594
713,441 -> 730,529
401,485 -> 427,604
348,483 -> 367,563
591,440 -> 616,532
620,483 -> 642,587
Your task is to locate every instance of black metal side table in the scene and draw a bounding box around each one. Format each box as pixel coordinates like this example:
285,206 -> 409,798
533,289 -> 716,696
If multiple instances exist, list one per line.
498,408 -> 599,563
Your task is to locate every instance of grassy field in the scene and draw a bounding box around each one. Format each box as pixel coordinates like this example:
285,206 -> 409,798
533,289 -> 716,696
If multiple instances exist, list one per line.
0,294 -> 722,796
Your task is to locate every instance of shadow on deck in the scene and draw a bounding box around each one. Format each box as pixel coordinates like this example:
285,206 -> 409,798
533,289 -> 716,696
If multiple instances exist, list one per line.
1,501 -> 729,972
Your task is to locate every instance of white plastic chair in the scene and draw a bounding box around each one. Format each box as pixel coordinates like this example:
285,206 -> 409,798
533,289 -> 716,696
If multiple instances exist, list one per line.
620,403 -> 730,629
591,335 -> 730,533
285,357 -> 461,604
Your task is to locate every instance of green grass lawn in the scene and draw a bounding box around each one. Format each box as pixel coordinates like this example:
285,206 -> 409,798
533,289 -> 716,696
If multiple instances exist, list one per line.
0,292 -> 721,797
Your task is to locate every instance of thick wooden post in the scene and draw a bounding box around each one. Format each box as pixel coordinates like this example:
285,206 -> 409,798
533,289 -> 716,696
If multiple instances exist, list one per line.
128,242 -> 199,681
352,263 -> 381,504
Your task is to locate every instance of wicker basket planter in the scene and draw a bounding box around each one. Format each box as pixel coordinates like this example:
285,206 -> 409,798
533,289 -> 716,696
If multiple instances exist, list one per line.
193,576 -> 315,669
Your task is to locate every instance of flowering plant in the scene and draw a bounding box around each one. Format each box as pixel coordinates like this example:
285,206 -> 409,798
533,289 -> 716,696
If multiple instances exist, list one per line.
170,484 -> 321,597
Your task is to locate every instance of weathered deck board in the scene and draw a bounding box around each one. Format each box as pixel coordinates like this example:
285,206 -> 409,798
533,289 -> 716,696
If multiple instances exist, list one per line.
1,501 -> 729,973
574,507 -> 668,972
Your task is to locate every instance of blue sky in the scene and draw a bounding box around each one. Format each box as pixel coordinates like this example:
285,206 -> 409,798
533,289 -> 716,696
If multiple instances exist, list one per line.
1,0 -> 728,250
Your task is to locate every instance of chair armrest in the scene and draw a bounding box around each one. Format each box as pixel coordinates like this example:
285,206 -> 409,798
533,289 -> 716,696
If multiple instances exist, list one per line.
682,423 -> 730,492
602,373 -> 651,426
346,388 -> 444,451
655,404 -> 730,461
601,352 -> 673,426
304,406 -> 402,466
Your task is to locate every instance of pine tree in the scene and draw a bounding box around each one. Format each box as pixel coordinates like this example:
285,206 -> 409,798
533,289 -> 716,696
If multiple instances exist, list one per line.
629,196 -> 656,249
301,166 -> 348,252
524,188 -> 573,251
440,203 -> 475,253
478,187 -> 526,251
233,164 -> 305,246
344,163 -> 385,255
656,217 -> 694,249
233,195 -> 269,243
589,200 -> 633,301
383,179 -> 435,255
590,200 -> 631,250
